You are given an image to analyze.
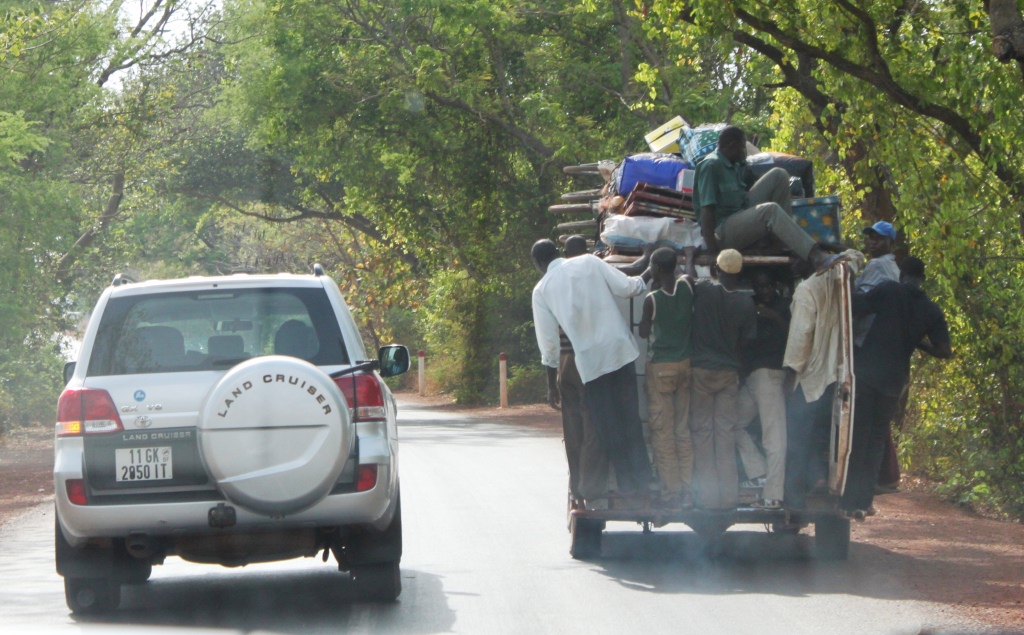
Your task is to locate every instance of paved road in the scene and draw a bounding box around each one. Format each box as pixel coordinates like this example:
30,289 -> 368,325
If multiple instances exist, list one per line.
0,401 -> 969,634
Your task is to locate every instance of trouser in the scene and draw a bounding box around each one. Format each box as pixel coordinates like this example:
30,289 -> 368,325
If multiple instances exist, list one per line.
736,368 -> 787,501
689,367 -> 740,510
784,382 -> 836,510
646,359 -> 694,496
558,352 -> 609,500
717,168 -> 817,260
583,362 -> 652,495
878,427 -> 901,486
841,384 -> 903,512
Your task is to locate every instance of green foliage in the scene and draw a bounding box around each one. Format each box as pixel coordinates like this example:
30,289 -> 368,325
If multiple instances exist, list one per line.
506,364 -> 548,405
645,0 -> 1024,517
3,0 -> 1023,518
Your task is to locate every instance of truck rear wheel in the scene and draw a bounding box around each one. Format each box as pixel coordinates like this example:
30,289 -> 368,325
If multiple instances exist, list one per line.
569,516 -> 602,559
64,577 -> 121,614
815,515 -> 851,560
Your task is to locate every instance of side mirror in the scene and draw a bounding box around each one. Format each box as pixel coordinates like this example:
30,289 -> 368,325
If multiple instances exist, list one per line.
377,345 -> 410,378
63,361 -> 77,385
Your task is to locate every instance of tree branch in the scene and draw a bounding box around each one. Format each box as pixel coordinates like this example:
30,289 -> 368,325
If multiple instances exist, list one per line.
55,170 -> 125,284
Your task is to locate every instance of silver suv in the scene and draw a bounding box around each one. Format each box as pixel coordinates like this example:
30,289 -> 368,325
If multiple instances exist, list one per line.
54,266 -> 409,613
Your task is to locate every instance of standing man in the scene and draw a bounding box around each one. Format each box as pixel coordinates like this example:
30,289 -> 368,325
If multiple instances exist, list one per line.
689,249 -> 757,510
552,236 -> 609,508
735,269 -> 791,509
694,126 -> 836,269
638,247 -> 698,510
841,256 -> 952,516
855,220 -> 900,344
532,239 -> 653,505
854,220 -> 902,492
782,251 -> 865,512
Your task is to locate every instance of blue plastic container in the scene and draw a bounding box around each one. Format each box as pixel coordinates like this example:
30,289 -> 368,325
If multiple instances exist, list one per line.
615,153 -> 690,196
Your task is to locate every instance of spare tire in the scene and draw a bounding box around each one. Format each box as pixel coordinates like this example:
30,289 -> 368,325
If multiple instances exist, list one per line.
198,356 -> 352,516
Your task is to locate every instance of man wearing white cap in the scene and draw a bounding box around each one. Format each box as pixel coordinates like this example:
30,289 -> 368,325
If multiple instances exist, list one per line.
688,249 -> 757,510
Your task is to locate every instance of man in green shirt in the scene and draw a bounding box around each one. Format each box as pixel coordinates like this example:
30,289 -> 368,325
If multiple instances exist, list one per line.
694,126 -> 833,268
638,246 -> 698,511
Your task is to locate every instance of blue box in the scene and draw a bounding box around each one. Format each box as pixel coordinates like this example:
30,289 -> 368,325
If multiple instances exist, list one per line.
792,196 -> 841,244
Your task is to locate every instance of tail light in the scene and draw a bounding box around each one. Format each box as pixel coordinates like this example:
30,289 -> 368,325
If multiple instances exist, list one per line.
56,388 -> 123,437
65,479 -> 88,505
333,374 -> 386,422
356,465 -> 378,492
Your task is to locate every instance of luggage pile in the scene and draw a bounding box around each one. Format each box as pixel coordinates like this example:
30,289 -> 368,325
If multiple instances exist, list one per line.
551,116 -> 839,256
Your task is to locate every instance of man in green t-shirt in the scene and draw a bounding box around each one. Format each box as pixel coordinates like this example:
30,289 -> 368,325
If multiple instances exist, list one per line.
639,246 -> 698,511
694,126 -> 834,269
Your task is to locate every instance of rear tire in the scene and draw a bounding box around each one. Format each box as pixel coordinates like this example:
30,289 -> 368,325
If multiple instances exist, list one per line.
351,561 -> 401,602
815,515 -> 851,560
569,516 -> 602,560
340,492 -> 403,566
64,577 -> 121,614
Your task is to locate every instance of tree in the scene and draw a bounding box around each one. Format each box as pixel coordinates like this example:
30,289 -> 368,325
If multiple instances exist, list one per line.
646,0 -> 1024,516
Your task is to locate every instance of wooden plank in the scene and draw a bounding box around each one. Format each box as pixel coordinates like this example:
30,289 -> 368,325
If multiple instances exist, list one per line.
555,220 -> 598,232
548,203 -> 596,214
607,253 -> 795,266
561,189 -> 603,202
563,164 -> 602,175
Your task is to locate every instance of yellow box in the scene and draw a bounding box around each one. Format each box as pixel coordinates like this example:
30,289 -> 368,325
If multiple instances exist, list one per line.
648,129 -> 682,154
644,115 -> 688,145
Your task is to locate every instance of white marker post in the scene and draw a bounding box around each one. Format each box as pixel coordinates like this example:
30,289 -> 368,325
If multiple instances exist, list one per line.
499,352 -> 508,408
417,350 -> 426,395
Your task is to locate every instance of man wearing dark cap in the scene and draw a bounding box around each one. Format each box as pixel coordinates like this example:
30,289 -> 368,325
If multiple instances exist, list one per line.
841,256 -> 952,517
694,126 -> 836,269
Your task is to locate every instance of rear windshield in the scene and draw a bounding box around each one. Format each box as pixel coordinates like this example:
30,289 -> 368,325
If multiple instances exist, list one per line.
87,287 -> 349,376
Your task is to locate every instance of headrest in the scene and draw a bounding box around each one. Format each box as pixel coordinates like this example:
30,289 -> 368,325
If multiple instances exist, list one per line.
208,335 -> 245,358
274,320 -> 319,359
136,326 -> 185,358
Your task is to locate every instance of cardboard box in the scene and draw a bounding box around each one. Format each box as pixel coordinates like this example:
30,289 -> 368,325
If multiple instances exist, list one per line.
676,168 -> 695,193
644,116 -> 688,145
647,129 -> 682,154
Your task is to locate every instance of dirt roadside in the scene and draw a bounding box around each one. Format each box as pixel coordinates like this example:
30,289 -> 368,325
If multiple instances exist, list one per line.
5,394 -> 1023,631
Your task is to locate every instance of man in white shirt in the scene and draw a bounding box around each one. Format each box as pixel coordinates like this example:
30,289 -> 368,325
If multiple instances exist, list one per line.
531,239 -> 652,502
782,250 -> 864,511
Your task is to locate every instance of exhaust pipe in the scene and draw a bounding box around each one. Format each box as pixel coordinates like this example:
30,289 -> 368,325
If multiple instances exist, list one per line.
126,534 -> 155,559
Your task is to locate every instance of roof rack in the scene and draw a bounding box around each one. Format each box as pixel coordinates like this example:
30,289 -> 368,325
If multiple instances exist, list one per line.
313,263 -> 325,277
111,273 -> 136,287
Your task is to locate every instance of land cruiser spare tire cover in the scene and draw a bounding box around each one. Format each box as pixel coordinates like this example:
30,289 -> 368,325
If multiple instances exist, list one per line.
198,355 -> 352,516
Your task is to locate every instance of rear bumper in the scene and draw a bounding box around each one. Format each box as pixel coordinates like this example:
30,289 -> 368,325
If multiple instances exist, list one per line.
56,463 -> 396,548
55,421 -> 398,547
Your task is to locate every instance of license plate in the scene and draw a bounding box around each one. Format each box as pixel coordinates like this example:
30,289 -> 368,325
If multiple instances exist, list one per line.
115,447 -> 173,482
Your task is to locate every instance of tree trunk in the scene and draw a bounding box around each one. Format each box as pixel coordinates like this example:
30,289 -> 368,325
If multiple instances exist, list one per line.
989,0 -> 1024,79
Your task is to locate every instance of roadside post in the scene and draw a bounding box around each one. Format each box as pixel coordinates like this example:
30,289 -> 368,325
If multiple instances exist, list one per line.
499,352 -> 508,408
417,350 -> 426,395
